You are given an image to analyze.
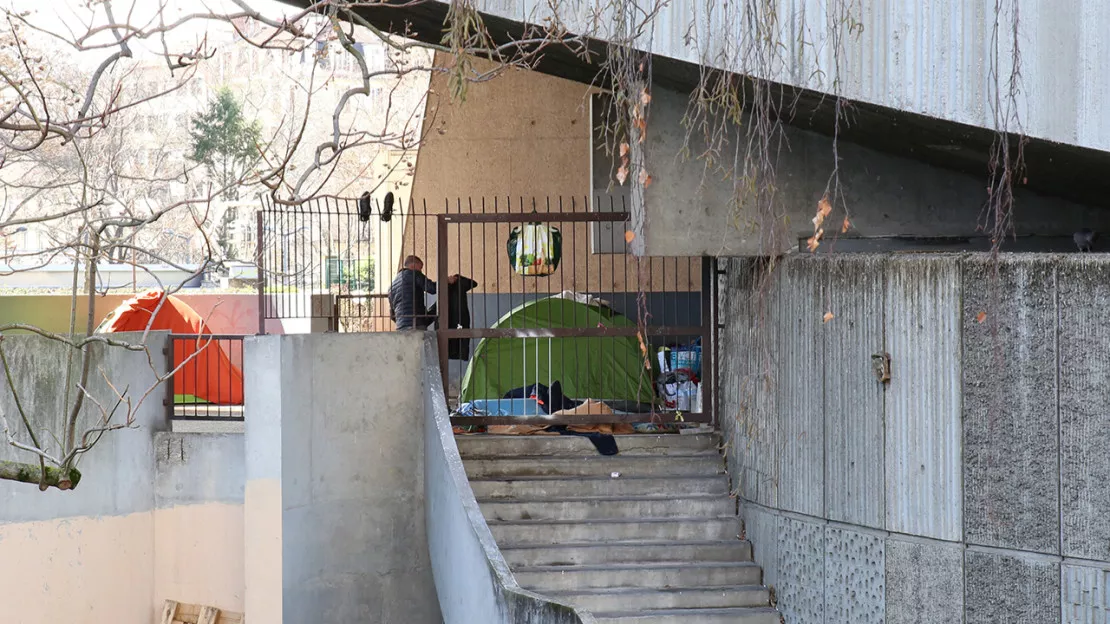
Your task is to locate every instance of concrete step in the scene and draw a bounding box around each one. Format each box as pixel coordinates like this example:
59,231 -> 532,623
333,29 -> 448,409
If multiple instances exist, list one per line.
592,607 -> 782,624
545,586 -> 770,611
480,495 -> 734,522
469,475 -> 730,499
500,540 -> 752,567
515,561 -> 763,591
455,434 -> 720,457
489,517 -> 741,545
464,454 -> 724,479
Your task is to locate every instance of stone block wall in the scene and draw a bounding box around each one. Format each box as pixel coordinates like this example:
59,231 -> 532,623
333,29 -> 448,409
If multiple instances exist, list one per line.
719,254 -> 1110,623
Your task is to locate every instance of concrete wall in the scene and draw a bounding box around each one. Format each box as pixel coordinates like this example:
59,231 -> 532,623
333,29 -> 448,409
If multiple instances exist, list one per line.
401,52 -> 1110,259
457,0 -> 1110,154
243,332 -> 442,624
0,333 -> 164,624
0,332 -> 249,623
634,85 -> 1110,257
153,432 -> 246,615
718,253 -> 1110,623
422,335 -> 595,623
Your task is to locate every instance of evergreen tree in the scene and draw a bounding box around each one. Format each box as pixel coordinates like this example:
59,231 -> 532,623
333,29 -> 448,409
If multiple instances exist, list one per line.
188,87 -> 261,201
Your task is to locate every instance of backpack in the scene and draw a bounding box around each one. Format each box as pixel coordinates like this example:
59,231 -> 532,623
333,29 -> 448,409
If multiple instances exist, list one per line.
507,222 -> 562,276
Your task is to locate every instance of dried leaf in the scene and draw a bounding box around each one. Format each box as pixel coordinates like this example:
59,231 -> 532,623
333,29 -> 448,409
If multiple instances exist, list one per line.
812,195 -> 833,228
841,217 -> 850,233
616,163 -> 628,185
643,174 -> 653,188
638,169 -> 652,187
637,332 -> 648,356
624,230 -> 636,243
976,311 -> 987,323
822,311 -> 835,323
640,89 -> 652,106
818,196 -> 833,217
806,229 -> 824,253
619,142 -> 629,158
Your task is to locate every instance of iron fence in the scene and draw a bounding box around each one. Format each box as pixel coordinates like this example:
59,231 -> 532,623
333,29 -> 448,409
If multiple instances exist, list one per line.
257,195 -> 713,426
165,334 -> 246,422
257,195 -> 436,332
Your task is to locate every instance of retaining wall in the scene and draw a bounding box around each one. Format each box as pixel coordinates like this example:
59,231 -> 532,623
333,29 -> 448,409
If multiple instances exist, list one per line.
243,332 -> 442,624
718,254 -> 1110,623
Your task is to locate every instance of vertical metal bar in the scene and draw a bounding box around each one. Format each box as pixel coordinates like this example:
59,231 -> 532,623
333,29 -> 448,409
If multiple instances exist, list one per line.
492,196 -> 499,401
598,202 -> 604,411
326,196 -> 334,325
216,337 -> 223,418
283,206 -> 289,320
287,206 -> 293,320
507,197 -> 514,338
314,201 -> 322,321
164,339 -> 175,423
480,196 -> 488,344
311,201 -> 318,321
256,210 -> 265,335
194,335 -> 200,417
273,205 -> 281,321
273,206 -> 281,321
581,195 -> 590,408
437,215 -> 450,398
558,197 -> 567,403
701,256 -> 714,425
297,204 -> 305,320
328,198 -> 337,330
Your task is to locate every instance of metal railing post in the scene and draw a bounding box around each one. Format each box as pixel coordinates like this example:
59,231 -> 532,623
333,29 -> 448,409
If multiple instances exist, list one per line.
163,338 -> 175,424
256,209 -> 265,335
437,214 -> 450,398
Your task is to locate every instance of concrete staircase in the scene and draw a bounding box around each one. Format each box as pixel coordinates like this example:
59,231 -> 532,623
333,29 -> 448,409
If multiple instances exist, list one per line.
456,433 -> 780,624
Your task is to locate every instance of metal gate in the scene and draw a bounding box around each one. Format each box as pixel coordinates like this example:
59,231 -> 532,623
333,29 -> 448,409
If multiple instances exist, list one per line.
257,196 -> 714,426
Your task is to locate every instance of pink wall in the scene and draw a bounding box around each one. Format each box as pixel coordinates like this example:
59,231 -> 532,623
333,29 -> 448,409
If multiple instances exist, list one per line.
176,294 -> 263,335
0,293 -> 272,336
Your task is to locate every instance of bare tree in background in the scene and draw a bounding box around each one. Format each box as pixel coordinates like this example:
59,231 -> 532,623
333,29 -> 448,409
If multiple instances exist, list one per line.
0,0 -> 590,490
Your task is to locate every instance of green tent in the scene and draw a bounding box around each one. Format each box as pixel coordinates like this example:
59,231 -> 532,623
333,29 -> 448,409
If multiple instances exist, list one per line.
460,297 -> 655,404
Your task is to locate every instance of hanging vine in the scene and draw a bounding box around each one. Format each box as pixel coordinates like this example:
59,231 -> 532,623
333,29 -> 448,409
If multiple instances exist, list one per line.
982,0 -> 1027,261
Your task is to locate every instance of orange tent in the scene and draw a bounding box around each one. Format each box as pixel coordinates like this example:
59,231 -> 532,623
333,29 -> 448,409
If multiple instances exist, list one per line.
98,290 -> 244,405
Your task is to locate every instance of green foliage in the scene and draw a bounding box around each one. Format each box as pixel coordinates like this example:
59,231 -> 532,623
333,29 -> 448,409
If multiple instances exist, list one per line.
188,87 -> 261,200
325,257 -> 375,292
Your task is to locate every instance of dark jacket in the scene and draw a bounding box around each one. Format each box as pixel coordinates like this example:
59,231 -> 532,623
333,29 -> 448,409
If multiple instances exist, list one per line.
389,268 -> 436,329
445,276 -> 478,359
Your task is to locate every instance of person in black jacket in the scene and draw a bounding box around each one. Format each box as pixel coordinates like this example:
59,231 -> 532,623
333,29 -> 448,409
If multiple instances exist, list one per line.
444,275 -> 478,359
389,255 -> 456,330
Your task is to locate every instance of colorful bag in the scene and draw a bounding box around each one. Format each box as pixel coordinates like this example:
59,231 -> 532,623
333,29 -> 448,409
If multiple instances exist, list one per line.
507,222 -> 562,276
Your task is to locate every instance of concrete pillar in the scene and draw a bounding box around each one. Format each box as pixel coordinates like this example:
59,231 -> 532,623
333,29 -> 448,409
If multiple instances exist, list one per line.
243,333 -> 441,624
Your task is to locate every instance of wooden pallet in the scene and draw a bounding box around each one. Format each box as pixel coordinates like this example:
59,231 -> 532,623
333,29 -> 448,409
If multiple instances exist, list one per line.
160,600 -> 244,624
